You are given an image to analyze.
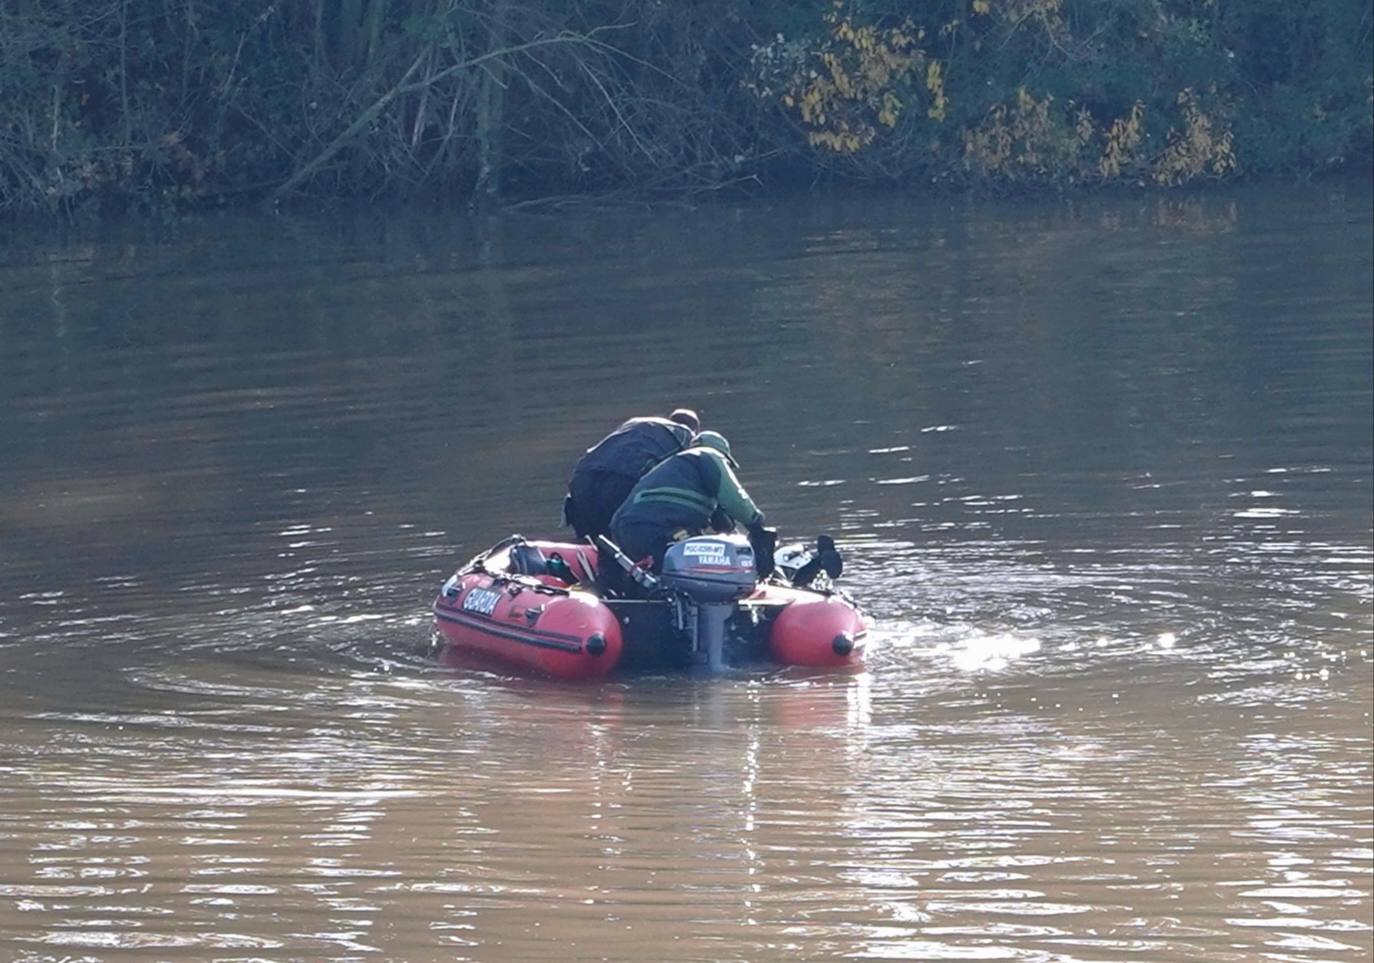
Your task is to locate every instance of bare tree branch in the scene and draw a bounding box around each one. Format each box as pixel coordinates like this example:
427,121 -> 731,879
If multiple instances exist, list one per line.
271,29 -> 630,201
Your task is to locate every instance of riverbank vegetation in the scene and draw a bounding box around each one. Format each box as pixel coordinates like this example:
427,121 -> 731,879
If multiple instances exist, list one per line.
2,0 -> 1369,217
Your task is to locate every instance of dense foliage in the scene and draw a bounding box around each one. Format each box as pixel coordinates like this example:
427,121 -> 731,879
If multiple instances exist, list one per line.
1,0 -> 1369,216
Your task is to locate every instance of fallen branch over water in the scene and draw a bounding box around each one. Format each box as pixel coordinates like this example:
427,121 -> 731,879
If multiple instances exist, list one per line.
270,28 -> 632,204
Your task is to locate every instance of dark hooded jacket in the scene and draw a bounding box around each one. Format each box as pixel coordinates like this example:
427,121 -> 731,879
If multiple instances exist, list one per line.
573,417 -> 695,481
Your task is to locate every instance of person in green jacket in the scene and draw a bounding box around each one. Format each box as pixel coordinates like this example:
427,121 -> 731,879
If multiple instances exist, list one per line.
608,430 -> 768,575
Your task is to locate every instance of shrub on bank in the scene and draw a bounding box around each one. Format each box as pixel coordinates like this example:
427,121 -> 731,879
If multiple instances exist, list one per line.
0,0 -> 1368,217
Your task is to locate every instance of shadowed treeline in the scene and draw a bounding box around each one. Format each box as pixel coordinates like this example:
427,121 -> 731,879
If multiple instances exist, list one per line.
2,0 -> 1369,218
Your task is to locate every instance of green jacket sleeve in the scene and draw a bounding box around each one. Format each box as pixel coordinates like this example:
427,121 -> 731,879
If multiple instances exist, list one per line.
704,450 -> 764,528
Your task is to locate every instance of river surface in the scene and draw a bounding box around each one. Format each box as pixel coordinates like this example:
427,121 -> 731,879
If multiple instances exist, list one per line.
1,183 -> 1371,962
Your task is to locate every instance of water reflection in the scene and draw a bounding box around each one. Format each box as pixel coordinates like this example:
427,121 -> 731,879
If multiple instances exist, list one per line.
0,183 -> 1370,960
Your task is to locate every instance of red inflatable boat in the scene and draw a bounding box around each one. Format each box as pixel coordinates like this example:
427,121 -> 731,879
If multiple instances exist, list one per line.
432,533 -> 867,679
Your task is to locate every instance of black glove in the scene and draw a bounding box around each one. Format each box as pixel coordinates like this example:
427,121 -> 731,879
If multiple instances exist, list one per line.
817,533 -> 843,579
708,507 -> 734,533
747,523 -> 777,579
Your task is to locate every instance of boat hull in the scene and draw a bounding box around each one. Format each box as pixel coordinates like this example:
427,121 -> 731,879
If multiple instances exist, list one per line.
763,586 -> 869,667
434,573 -> 623,679
432,537 -> 867,678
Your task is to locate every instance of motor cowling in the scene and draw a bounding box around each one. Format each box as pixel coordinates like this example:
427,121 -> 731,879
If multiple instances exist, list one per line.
774,542 -> 813,583
660,534 -> 757,602
773,534 -> 843,588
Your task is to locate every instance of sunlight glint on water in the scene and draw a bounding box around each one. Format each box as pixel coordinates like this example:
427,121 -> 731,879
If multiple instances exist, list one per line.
0,183 -> 1370,961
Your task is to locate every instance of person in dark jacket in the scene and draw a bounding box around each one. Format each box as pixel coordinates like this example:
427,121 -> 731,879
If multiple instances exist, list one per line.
608,430 -> 767,574
563,408 -> 700,540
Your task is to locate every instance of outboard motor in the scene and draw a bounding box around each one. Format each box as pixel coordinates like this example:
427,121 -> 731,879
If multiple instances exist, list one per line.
774,534 -> 844,588
660,534 -> 758,670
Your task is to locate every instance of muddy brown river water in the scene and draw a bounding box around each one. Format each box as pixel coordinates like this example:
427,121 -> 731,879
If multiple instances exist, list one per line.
0,183 -> 1370,961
